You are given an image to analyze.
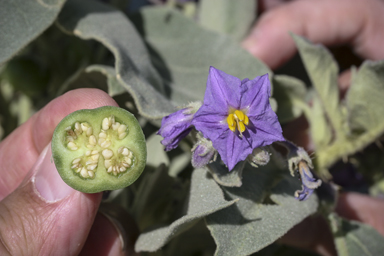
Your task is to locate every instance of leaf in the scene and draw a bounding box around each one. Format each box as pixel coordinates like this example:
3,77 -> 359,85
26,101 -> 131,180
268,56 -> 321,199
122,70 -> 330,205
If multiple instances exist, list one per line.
346,61 -> 384,135
292,34 -> 345,138
85,65 -> 126,97
206,161 -> 244,187
145,133 -> 170,168
272,75 -> 308,123
135,168 -> 237,252
206,164 -> 318,256
0,0 -> 66,65
329,213 -> 384,256
198,0 -> 256,41
309,93 -> 332,149
57,0 -> 176,119
133,6 -> 272,107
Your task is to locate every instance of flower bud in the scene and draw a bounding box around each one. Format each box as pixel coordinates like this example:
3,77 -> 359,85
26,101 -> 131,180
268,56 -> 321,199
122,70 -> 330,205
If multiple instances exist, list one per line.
191,137 -> 216,168
247,147 -> 270,167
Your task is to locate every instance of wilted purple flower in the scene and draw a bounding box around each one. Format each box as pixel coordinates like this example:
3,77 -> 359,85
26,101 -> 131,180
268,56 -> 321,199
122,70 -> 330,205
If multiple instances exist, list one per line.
192,67 -> 285,170
295,161 -> 322,201
158,102 -> 201,151
191,137 -> 217,168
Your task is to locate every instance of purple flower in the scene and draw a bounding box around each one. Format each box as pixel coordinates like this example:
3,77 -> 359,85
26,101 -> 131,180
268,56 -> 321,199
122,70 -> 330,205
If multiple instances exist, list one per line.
295,161 -> 322,201
158,102 -> 201,151
192,67 -> 285,170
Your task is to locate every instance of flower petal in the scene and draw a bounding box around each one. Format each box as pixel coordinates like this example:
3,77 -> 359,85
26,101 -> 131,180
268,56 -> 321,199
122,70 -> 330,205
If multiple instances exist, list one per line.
203,66 -> 241,110
239,74 -> 271,113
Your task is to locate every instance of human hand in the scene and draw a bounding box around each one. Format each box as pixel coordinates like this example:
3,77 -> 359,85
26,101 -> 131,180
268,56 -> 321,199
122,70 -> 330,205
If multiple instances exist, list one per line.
0,89 -> 136,255
243,0 -> 384,70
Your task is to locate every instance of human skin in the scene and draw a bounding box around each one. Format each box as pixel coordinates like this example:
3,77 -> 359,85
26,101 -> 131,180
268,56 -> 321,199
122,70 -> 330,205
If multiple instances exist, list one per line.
0,89 -> 134,255
243,0 -> 384,255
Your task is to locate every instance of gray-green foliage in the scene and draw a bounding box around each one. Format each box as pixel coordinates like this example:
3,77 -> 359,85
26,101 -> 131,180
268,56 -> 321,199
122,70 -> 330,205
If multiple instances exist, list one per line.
293,34 -> 384,176
198,0 -> 256,41
0,0 -> 66,65
135,168 -> 237,252
206,164 -> 318,256
329,213 -> 384,256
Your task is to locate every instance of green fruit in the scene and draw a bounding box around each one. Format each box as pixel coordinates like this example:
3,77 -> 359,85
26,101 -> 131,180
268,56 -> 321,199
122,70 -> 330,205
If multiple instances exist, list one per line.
51,106 -> 147,193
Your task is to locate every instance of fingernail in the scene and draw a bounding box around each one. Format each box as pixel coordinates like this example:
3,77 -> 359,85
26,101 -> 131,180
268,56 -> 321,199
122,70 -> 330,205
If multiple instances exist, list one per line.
33,143 -> 75,202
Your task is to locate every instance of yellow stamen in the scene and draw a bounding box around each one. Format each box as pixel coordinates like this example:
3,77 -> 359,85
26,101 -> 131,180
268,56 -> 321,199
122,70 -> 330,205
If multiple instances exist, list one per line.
226,110 -> 249,137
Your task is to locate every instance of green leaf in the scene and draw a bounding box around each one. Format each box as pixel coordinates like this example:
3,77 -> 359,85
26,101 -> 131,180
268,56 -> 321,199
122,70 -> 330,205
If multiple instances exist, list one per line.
329,213 -> 384,256
309,93 -> 332,149
135,168 -> 237,252
133,6 -> 271,107
292,34 -> 345,138
272,75 -> 308,123
145,133 -> 170,168
206,161 -> 244,187
85,65 -> 126,97
0,0 -> 66,65
198,0 -> 256,41
206,164 -> 318,256
57,0 -> 175,119
347,61 -> 384,136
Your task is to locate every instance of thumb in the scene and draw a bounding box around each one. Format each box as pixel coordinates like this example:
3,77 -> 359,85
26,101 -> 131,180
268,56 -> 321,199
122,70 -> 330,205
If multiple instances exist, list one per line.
0,144 -> 102,255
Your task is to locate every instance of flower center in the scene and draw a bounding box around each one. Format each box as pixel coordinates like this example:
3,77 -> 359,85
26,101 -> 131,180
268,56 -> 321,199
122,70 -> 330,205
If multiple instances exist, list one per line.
226,110 -> 249,137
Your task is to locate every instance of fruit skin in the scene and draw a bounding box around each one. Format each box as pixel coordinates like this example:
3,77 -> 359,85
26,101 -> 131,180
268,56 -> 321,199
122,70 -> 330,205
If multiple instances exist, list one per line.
51,106 -> 147,193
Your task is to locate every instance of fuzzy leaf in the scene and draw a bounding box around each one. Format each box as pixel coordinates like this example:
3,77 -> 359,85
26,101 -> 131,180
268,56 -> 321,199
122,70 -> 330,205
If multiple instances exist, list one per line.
347,61 -> 384,135
273,75 -> 307,123
206,164 -> 318,256
292,34 -> 345,137
309,93 -> 332,149
57,0 -> 175,119
207,161 -> 244,187
85,65 -> 125,97
135,168 -> 237,252
329,213 -> 384,256
198,0 -> 256,41
0,0 -> 66,65
133,6 -> 271,107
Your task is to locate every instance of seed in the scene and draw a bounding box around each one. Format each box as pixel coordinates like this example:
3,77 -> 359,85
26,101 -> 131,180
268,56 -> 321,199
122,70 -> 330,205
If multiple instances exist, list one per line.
102,149 -> 113,159
91,154 -> 99,161
107,166 -> 113,173
75,122 -> 81,131
109,116 -> 115,124
86,160 -> 98,165
118,132 -> 127,140
101,141 -> 111,148
91,150 -> 99,155
66,136 -> 74,142
98,138 -> 105,145
86,127 -> 93,136
80,168 -> 88,178
65,126 -> 72,131
86,150 -> 91,156
81,122 -> 89,132
71,164 -> 79,169
121,147 -> 129,156
72,158 -> 81,164
122,162 -> 130,168
89,135 -> 97,145
87,144 -> 95,149
120,167 -> 126,172
87,164 -> 97,171
88,171 -> 94,178
68,142 -> 78,150
102,117 -> 110,130
104,160 -> 112,168
118,125 -> 127,134
99,132 -> 107,138
125,157 -> 132,165
112,122 -> 120,131
128,151 -> 133,158
75,168 -> 81,173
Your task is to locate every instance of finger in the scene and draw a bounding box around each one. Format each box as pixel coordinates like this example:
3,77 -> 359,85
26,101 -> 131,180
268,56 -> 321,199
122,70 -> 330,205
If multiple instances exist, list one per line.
259,0 -> 291,12
0,88 -> 122,255
0,88 -> 118,200
243,0 -> 384,69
